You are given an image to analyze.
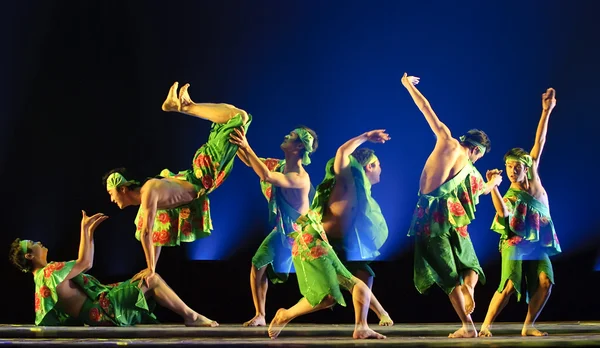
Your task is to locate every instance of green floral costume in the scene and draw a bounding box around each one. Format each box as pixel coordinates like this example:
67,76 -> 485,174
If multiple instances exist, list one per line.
290,210 -> 356,307
33,261 -> 158,326
490,188 -> 561,302
252,158 -> 315,283
134,114 -> 252,246
408,161 -> 488,295
312,156 -> 388,277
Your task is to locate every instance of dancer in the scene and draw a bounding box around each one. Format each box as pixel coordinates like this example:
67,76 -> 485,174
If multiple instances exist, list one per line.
229,126 -> 318,327
402,73 -> 502,338
9,211 -> 218,327
310,131 -> 394,326
267,130 -> 393,340
479,88 -> 561,337
104,82 -> 250,286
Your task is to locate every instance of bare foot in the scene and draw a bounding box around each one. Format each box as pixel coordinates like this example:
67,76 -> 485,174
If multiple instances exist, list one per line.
448,326 -> 478,338
479,327 -> 492,337
268,308 -> 291,339
461,284 -> 475,315
378,313 -> 394,326
162,82 -> 181,112
243,314 -> 266,327
178,83 -> 193,107
184,314 -> 219,327
522,327 -> 548,336
353,327 -> 386,339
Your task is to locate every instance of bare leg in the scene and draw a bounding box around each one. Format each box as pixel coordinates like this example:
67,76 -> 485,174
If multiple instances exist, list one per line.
143,273 -> 218,327
350,277 -> 387,339
522,273 -> 552,336
354,269 -> 393,326
461,269 -> 478,315
243,264 -> 268,327
479,280 -> 516,337
268,296 -> 336,339
162,82 -> 249,125
448,284 -> 478,338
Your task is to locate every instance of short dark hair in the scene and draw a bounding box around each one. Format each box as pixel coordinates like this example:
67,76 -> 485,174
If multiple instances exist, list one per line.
351,148 -> 376,167
460,129 -> 491,154
9,238 -> 32,273
101,167 -> 142,189
503,147 -> 530,162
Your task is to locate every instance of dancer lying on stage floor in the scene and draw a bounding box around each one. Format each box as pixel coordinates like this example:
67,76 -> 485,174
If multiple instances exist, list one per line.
9,210 -> 217,327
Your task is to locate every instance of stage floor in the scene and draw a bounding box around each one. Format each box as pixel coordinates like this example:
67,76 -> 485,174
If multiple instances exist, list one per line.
1,322 -> 599,346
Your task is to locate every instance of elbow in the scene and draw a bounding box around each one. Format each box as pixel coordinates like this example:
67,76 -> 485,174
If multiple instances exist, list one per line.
263,172 -> 274,183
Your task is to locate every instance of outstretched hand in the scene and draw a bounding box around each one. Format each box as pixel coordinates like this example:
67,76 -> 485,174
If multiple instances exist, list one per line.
131,268 -> 156,289
80,211 -> 109,234
364,129 -> 391,143
229,128 -> 250,150
542,88 -> 556,111
401,72 -> 420,88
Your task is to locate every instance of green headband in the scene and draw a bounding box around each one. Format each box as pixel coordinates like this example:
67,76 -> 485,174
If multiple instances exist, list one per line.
294,128 -> 315,165
505,154 -> 533,180
106,172 -> 140,191
460,135 -> 486,154
357,153 -> 379,168
20,240 -> 30,255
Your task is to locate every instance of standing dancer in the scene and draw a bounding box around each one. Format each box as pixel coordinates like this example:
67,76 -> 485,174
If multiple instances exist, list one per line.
229,126 -> 318,327
402,73 -> 502,338
104,82 -> 251,286
310,131 -> 395,326
267,130 -> 393,340
479,88 -> 561,337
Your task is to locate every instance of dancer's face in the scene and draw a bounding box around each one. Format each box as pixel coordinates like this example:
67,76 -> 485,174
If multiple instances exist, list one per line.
107,187 -> 128,209
468,148 -> 484,163
505,160 -> 528,183
281,130 -> 302,152
365,160 -> 382,185
24,240 -> 48,264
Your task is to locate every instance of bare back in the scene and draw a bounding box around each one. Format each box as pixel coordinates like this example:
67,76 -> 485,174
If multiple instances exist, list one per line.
143,178 -> 199,210
420,138 -> 470,194
321,172 -> 357,240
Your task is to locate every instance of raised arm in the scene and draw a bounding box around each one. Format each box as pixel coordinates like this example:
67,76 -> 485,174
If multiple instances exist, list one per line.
483,169 -> 504,195
229,128 -> 307,189
401,73 -> 452,140
236,148 -> 252,167
529,88 -> 556,170
333,130 -> 390,175
64,211 -> 108,281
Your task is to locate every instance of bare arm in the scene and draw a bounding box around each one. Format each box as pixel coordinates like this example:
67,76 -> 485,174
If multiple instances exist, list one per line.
401,73 -> 452,140
530,88 -> 556,170
236,149 -> 252,167
229,128 -> 307,189
333,130 -> 390,175
490,186 -> 509,217
64,211 -> 108,281
483,169 -> 503,195
140,186 -> 159,272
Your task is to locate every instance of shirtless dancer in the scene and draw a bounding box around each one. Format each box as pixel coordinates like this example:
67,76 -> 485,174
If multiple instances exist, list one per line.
402,73 -> 503,338
104,82 -> 250,287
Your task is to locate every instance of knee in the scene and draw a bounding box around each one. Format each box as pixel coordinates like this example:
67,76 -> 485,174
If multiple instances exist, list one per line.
539,273 -> 553,291
322,295 -> 336,307
148,273 -> 164,288
502,280 -> 516,296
